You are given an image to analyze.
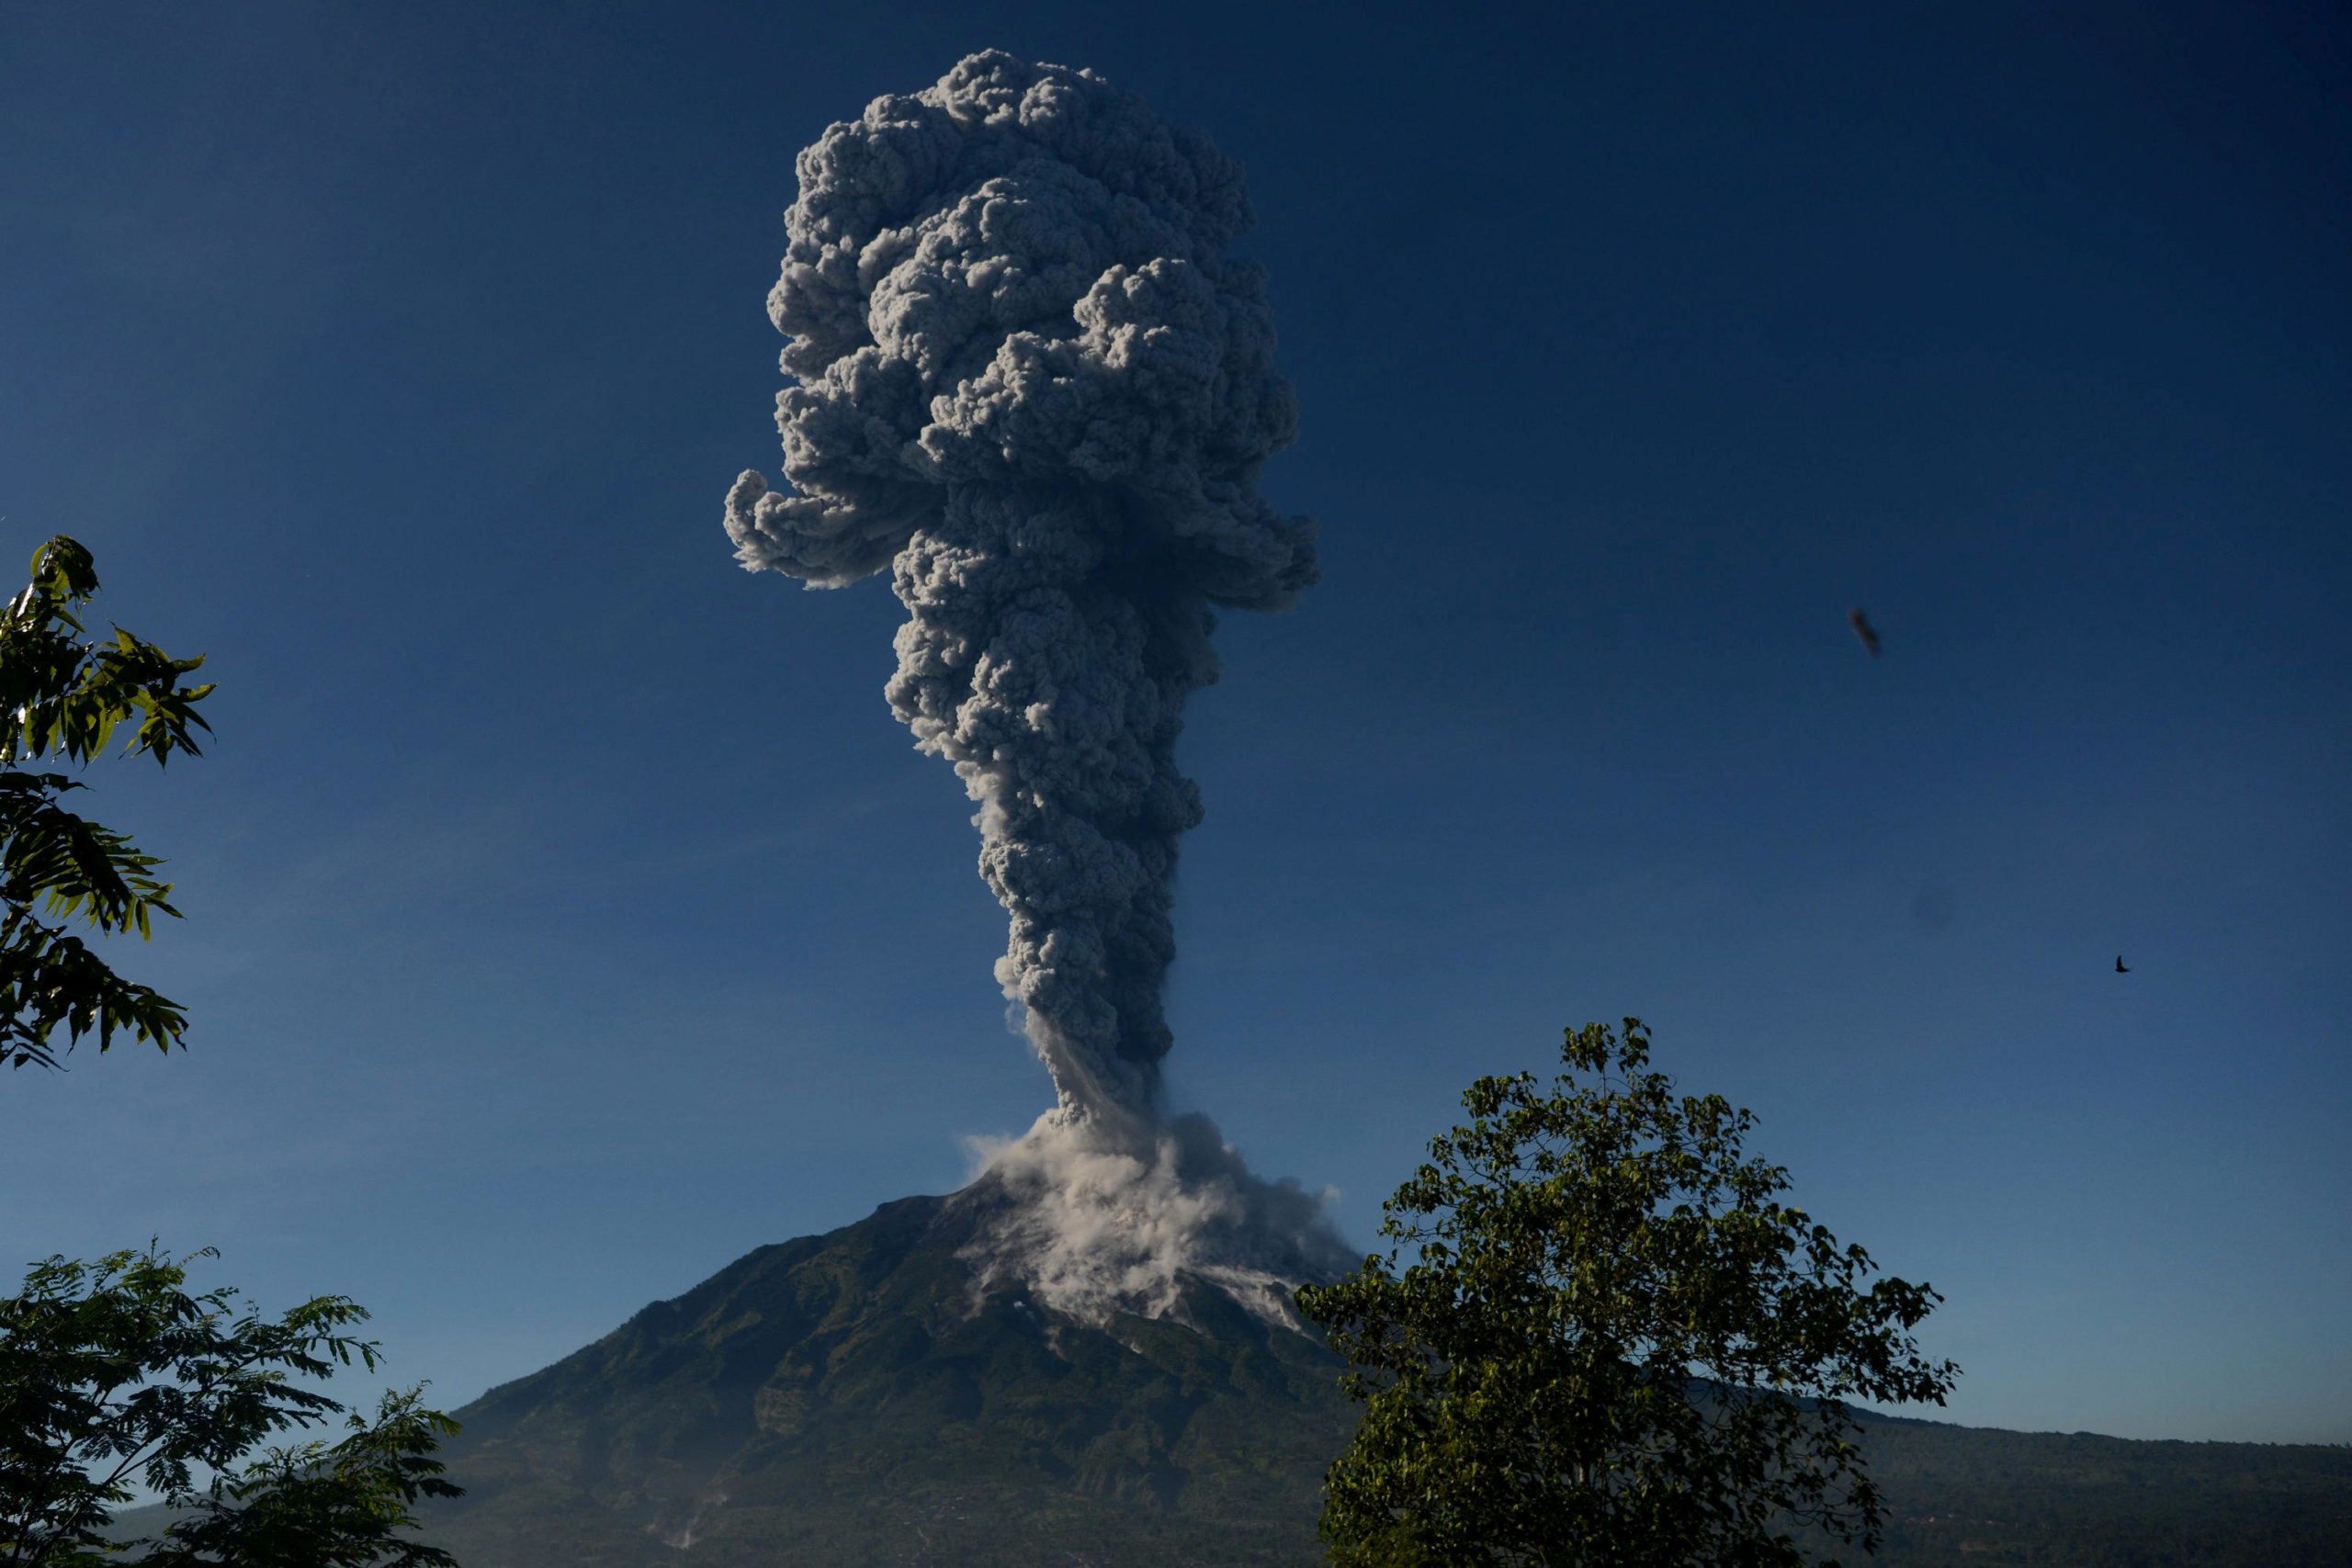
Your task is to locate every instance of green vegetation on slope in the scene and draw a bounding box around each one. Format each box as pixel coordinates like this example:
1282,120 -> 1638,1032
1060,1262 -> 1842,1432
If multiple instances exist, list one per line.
424,1190 -> 1355,1567
1852,1413 -> 2352,1568
418,1191 -> 2349,1568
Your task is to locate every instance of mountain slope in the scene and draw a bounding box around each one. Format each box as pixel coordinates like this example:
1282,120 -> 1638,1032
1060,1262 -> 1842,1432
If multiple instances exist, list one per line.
422,1190 -> 1354,1566
1852,1412 -> 2352,1567
416,1193 -> 2352,1568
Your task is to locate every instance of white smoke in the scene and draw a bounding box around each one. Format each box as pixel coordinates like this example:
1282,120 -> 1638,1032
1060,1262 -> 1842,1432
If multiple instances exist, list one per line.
729,51 -> 1339,1321
955,1107 -> 1352,1328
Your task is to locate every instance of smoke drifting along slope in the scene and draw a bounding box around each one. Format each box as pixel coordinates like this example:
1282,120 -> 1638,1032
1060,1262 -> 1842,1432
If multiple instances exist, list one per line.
728,51 -> 1339,1318
958,1108 -> 1349,1326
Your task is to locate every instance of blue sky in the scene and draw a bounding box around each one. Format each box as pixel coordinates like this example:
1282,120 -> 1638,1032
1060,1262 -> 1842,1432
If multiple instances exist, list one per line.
2,0 -> 2346,1445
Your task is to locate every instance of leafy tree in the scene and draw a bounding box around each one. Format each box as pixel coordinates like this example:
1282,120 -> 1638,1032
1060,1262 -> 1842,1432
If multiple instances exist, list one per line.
0,537 -> 461,1564
134,1388 -> 460,1568
1,536 -> 214,1075
0,1246 -> 460,1568
1298,1019 -> 1959,1568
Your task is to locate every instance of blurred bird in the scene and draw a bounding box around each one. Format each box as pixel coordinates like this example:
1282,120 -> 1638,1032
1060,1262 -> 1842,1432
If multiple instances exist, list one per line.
2115,955 -> 2131,974
1849,608 -> 1882,658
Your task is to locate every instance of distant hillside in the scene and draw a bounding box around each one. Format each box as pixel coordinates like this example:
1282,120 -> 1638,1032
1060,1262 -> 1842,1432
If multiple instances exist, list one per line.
414,1193 -> 2352,1567
1850,1412 -> 2352,1567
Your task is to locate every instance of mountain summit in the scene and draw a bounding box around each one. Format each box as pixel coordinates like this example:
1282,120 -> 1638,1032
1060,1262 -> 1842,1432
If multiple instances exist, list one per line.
421,1188 -> 1355,1566
414,1186 -> 2352,1567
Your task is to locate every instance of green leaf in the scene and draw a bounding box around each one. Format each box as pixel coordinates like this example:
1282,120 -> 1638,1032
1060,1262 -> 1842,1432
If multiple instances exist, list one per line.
0,1247 -> 459,1567
1298,1019 -> 1960,1568
0,537 -> 212,1077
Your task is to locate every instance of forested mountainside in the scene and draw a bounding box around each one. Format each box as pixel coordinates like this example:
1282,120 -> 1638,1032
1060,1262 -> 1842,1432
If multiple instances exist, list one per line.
412,1195 -> 2351,1568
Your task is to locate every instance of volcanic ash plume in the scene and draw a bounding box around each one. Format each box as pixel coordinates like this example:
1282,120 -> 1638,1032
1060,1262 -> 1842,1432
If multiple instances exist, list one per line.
728,51 -> 1335,1319
960,1107 -> 1353,1328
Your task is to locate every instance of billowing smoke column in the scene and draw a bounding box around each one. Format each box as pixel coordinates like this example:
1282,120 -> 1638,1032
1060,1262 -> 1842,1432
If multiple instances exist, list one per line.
728,52 -> 1346,1323
726,51 -> 1315,1124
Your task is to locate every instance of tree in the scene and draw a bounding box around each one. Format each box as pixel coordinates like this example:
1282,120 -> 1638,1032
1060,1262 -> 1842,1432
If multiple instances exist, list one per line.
1297,1019 -> 1959,1568
1,535 -> 215,1075
133,1387 -> 460,1568
0,1247 -> 459,1568
0,536 -> 461,1565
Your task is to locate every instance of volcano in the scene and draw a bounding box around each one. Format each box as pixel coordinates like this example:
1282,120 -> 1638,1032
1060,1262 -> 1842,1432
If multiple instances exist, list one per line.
416,1186 -> 1355,1567
411,1188 -> 2352,1568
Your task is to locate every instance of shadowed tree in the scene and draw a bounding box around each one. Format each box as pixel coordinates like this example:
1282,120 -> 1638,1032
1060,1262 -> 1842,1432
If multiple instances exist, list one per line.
1300,1019 -> 1958,1567
0,535 -> 213,1077
0,1247 -> 460,1568
0,537 -> 463,1565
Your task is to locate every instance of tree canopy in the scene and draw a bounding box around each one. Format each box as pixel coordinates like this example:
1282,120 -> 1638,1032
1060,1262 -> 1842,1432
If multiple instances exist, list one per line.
1298,1019 -> 1959,1568
0,1247 -> 460,1568
0,536 -> 463,1566
0,535 -> 214,1075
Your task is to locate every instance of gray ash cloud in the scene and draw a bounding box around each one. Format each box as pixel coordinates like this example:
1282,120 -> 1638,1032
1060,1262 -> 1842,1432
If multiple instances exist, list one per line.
727,51 -> 1316,1122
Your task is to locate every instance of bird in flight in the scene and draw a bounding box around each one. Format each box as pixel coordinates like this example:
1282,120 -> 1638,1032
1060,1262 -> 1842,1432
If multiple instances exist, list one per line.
2115,955 -> 2131,974
1849,608 -> 1882,658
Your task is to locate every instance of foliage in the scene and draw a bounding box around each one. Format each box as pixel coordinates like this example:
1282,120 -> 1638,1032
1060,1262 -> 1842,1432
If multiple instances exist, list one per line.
1297,1019 -> 1961,1568
135,1389 -> 460,1568
0,1245 -> 460,1567
414,1202 -> 2348,1568
0,536 -> 214,1074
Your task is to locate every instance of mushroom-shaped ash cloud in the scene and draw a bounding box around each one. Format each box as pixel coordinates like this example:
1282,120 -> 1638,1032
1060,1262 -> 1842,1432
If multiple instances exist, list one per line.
727,51 -> 1317,1122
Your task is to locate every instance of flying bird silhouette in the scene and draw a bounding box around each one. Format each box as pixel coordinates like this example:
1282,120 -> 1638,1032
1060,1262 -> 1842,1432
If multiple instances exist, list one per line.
2115,955 -> 2131,974
1848,608 -> 1882,658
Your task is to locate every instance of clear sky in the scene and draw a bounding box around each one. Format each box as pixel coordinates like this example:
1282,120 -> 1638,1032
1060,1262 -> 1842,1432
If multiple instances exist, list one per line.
2,0 -> 2346,1446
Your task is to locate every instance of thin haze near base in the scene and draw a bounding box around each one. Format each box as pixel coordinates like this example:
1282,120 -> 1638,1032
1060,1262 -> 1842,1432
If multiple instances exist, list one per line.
726,51 -> 1345,1320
